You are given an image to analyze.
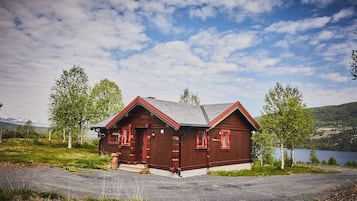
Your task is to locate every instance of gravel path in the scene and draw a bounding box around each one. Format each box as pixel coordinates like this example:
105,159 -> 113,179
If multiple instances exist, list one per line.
0,165 -> 356,201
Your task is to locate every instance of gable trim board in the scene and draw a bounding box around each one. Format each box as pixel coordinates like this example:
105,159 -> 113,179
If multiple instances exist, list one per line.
105,96 -> 259,131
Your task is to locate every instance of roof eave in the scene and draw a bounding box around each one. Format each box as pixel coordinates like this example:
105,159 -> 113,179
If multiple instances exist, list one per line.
105,96 -> 181,130
179,123 -> 210,128
208,102 -> 260,131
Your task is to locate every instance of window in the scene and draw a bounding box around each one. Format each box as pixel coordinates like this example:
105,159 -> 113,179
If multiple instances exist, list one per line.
196,129 -> 207,149
220,129 -> 230,149
121,127 -> 131,146
108,132 -> 119,144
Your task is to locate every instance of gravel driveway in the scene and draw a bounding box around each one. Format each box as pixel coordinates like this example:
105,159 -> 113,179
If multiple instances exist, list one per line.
1,165 -> 356,201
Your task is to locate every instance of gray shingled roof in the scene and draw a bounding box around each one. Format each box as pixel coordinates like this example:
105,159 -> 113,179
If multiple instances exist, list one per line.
91,97 -> 242,129
201,103 -> 234,122
90,114 -> 117,128
143,97 -> 211,127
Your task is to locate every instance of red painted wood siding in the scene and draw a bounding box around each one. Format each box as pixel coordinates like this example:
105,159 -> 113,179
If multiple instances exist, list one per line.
208,110 -> 253,167
99,133 -> 119,154
180,128 -> 208,171
149,127 -> 173,170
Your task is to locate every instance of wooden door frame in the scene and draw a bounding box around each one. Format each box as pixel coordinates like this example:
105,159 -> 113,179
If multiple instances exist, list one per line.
135,128 -> 148,163
142,129 -> 148,163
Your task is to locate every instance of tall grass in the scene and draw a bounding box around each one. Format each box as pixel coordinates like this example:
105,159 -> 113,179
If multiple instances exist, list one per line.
0,138 -> 110,169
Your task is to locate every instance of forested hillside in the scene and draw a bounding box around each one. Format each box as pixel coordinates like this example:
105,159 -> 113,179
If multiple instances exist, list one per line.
0,121 -> 48,133
311,102 -> 357,127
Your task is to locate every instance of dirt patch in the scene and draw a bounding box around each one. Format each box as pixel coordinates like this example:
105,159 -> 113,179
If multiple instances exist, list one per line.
0,162 -> 55,169
317,182 -> 357,201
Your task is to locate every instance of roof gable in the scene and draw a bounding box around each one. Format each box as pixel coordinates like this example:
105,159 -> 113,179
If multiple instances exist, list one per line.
103,96 -> 260,131
207,102 -> 260,130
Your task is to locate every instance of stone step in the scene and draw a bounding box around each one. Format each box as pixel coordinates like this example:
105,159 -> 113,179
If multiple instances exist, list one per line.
118,164 -> 147,173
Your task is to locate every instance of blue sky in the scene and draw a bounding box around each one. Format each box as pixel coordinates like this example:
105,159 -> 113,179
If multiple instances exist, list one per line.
0,0 -> 356,124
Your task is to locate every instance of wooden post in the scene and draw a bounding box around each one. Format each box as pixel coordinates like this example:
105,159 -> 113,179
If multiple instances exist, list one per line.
111,153 -> 119,169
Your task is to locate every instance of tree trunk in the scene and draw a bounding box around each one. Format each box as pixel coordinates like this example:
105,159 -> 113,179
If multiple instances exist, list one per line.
280,143 -> 285,169
68,128 -> 72,149
291,144 -> 295,167
62,128 -> 66,144
48,130 -> 51,142
78,124 -> 83,145
0,129 -> 2,143
260,157 -> 263,166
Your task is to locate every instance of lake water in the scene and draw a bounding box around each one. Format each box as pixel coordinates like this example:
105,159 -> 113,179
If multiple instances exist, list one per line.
273,148 -> 357,165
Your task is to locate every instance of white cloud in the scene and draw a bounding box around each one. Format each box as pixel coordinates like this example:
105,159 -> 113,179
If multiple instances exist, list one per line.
301,0 -> 333,7
265,16 -> 331,34
273,40 -> 289,48
332,7 -> 354,22
227,50 -> 315,76
321,42 -> 356,62
308,30 -> 334,46
320,72 -> 349,83
304,86 -> 357,108
0,0 -> 151,122
0,0 -> 354,124
189,5 -> 216,20
189,28 -> 258,62
318,30 -> 334,40
222,0 -> 282,14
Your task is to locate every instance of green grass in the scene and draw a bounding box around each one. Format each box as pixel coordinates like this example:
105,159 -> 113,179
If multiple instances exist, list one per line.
0,138 -> 111,170
208,164 -> 340,177
0,187 -> 64,201
0,187 -> 136,201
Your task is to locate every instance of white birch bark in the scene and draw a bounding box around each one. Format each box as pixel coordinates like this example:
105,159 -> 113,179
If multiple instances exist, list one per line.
62,128 -> 66,143
280,143 -> 284,169
68,128 -> 72,149
291,144 -> 295,167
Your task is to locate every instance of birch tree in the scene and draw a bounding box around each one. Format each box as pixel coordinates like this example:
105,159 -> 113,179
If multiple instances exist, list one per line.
287,102 -> 314,167
179,88 -> 200,105
251,130 -> 274,166
24,119 -> 34,140
49,66 -> 90,148
90,79 -> 124,123
260,83 -> 313,169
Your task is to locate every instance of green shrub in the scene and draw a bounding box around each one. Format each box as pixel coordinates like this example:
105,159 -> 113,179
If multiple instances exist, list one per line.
345,160 -> 357,168
322,160 -> 328,165
328,157 -> 338,165
309,148 -> 319,165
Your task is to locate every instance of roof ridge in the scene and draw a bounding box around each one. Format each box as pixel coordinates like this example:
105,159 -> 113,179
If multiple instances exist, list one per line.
142,96 -> 199,107
201,102 -> 235,106
200,105 -> 210,124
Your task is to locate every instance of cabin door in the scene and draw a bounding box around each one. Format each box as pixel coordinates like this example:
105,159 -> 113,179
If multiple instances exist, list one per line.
135,129 -> 148,163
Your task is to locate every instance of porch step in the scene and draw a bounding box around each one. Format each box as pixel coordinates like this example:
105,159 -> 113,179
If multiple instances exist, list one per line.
118,164 -> 148,174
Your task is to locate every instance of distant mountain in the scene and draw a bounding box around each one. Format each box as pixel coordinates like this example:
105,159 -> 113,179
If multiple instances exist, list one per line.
0,117 -> 49,133
311,102 -> 357,128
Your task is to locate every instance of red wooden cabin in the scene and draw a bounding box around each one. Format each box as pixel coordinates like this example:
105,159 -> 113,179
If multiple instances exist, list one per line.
92,96 -> 259,178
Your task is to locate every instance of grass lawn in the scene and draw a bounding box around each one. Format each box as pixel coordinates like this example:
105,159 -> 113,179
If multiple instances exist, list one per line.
0,138 -> 111,170
208,164 -> 340,177
0,187 -> 130,201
